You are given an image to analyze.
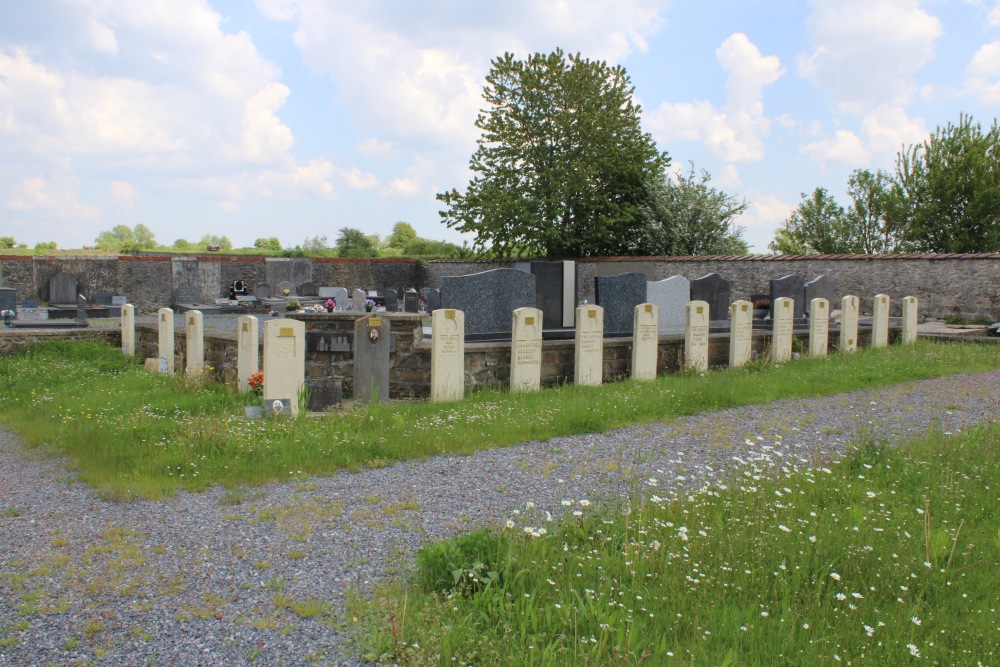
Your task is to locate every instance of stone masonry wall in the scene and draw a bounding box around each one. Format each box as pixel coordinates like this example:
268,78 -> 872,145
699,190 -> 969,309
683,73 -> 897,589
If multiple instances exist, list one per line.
428,254 -> 1000,319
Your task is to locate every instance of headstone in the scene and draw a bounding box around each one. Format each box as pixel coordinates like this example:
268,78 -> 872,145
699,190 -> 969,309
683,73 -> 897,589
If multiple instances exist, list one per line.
384,289 -> 398,312
16,307 -> 47,322
319,287 -> 349,307
297,281 -> 318,297
420,288 -> 441,312
237,315 -> 259,392
772,297 -> 794,363
185,310 -> 204,374
111,295 -> 127,307
770,275 -> 806,320
510,307 -> 543,393
595,272 -> 646,336
516,261 -> 576,330
809,298 -> 829,357
157,308 -> 174,374
276,281 -> 297,298
840,295 -> 859,353
0,288 -> 15,315
631,303 -> 658,381
440,269 -> 535,337
574,305 -> 604,386
307,378 -> 342,412
21,299 -> 38,309
49,271 -> 77,304
729,300 -> 753,367
352,289 -> 368,311
872,294 -> 890,348
804,276 -> 836,317
173,286 -> 200,305
430,309 -> 465,402
354,313 -> 391,403
255,283 -> 274,299
121,304 -> 135,356
647,276 -> 690,336
76,294 -> 87,322
403,289 -> 419,313
685,301 -> 709,372
690,274 -> 731,322
263,318 -> 305,416
94,291 -> 115,306
902,296 -> 918,344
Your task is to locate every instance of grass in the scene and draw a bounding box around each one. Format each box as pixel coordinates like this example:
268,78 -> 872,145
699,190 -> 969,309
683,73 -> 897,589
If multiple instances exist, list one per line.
0,339 -> 997,498
356,424 -> 1000,665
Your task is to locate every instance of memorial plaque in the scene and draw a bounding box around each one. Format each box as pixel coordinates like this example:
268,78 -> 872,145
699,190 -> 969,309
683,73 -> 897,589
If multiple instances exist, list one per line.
809,298 -> 829,357
840,295 -> 859,353
772,297 -> 794,363
574,305 -> 604,386
872,294 -> 890,348
431,309 -> 465,402
510,307 -> 543,392
173,286 -> 200,305
631,303 -> 658,381
902,296 -> 918,344
729,300 -> 753,367
685,301 -> 709,372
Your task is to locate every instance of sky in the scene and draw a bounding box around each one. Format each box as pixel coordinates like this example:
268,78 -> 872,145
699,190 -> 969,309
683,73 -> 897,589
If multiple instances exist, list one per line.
1,0 -> 998,254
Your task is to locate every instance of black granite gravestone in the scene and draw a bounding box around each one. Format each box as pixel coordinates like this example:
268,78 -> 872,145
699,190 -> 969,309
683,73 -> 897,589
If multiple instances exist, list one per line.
440,268 -> 535,338
517,261 -> 575,331
690,273 -> 731,322
770,274 -> 806,319
173,286 -> 200,305
595,272 -> 646,336
0,288 -> 16,315
403,289 -> 419,313
420,288 -> 441,313
804,275 -> 837,316
384,289 -> 398,312
49,271 -> 77,304
76,295 -> 87,322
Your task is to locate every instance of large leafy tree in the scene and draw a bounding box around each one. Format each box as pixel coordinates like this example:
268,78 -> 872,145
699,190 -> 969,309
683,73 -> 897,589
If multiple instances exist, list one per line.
893,113 -> 1000,252
437,49 -> 670,258
640,163 -> 748,255
844,169 -> 903,254
95,224 -> 157,252
769,188 -> 853,254
335,227 -> 378,258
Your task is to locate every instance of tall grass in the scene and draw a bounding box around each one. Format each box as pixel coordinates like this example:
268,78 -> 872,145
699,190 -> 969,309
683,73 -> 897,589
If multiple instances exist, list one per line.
357,425 -> 1000,665
0,339 -> 997,498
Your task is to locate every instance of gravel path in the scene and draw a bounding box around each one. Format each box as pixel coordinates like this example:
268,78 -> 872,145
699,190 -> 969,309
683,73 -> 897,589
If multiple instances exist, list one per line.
1,371 -> 997,666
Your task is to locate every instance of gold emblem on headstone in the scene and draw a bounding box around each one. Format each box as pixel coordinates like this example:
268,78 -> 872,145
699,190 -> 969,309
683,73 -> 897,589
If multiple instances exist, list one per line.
279,327 -> 294,337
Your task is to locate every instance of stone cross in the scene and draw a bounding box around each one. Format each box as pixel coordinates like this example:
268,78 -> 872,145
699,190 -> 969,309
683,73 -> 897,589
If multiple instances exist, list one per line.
185,310 -> 204,374
685,301 -> 709,372
263,318 -> 305,416
809,298 -> 829,357
431,309 -> 465,402
237,315 -> 259,393
872,294 -> 890,348
157,308 -> 174,374
902,296 -> 918,344
729,300 -> 753,367
510,307 -> 543,393
631,303 -> 658,381
840,295 -> 859,353
120,304 -> 135,356
772,297 -> 794,364
574,304 -> 604,386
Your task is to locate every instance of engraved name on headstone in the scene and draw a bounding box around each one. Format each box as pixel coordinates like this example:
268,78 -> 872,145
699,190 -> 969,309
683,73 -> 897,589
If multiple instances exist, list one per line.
574,305 -> 604,386
809,298 -> 829,357
263,319 -> 305,416
772,297 -> 794,363
685,301 -> 709,372
631,303 -> 658,381
510,307 -> 543,393
729,300 -> 753,367
185,310 -> 204,374
431,309 -> 465,402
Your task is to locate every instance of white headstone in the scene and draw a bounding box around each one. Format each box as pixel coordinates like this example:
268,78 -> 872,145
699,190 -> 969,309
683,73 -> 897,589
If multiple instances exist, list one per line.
185,310 -> 204,374
729,300 -> 753,367
352,289 -> 367,311
631,303 -> 658,381
685,301 -> 709,372
840,295 -> 859,353
120,304 -> 135,356
647,275 -> 690,335
772,297 -> 794,364
263,319 -> 305,416
872,294 -> 890,348
431,309 -> 465,402
157,307 -> 174,374
902,296 -> 918,344
237,315 -> 259,392
809,298 -> 829,357
575,305 -> 604,386
510,307 -> 543,393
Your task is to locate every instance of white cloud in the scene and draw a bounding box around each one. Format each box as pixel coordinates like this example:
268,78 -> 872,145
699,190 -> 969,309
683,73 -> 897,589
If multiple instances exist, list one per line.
109,180 -> 138,212
737,192 -> 796,252
801,129 -> 870,167
357,137 -> 393,155
380,155 -> 434,198
715,164 -> 742,188
647,33 -> 784,162
990,1 -> 1000,26
336,166 -> 377,190
217,200 -> 240,213
240,83 -> 295,164
7,175 -> 101,219
860,105 -> 926,162
797,0 -> 942,110
965,41 -> 1000,105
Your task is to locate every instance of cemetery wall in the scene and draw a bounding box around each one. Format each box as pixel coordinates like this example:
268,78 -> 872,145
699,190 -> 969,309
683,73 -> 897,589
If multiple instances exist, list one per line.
0,255 -> 425,312
428,255 -> 1000,319
0,329 -> 119,357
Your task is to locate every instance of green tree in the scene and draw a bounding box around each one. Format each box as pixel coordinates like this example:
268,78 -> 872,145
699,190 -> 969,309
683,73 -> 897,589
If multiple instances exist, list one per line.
640,164 -> 749,255
335,227 -> 378,258
253,237 -> 282,252
844,169 -> 903,254
95,225 -> 136,251
0,236 -> 17,249
387,222 -> 418,249
769,188 -> 853,254
437,49 -> 670,258
302,235 -> 329,253
34,241 -> 57,252
200,234 -> 232,250
133,224 -> 157,250
402,238 -> 470,258
892,113 -> 1000,252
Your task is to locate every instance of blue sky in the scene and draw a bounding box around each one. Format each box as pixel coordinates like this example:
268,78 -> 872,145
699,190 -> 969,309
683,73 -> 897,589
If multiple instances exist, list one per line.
1,0 -> 998,253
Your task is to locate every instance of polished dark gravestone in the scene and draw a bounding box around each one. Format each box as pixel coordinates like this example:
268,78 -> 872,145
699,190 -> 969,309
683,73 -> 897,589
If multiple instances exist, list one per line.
595,272 -> 646,336
173,286 -> 201,305
690,273 -> 731,322
403,289 -> 419,313
297,281 -> 319,297
384,289 -> 398,312
354,313 -> 391,403
0,288 -> 16,315
770,274 -> 806,320
440,268 -> 535,338
804,275 -> 837,316
420,288 -> 441,312
49,271 -> 78,304
514,261 -> 576,330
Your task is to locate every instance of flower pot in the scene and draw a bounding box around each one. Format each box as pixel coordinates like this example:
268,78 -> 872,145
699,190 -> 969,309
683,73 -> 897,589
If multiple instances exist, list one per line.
326,307 -> 334,313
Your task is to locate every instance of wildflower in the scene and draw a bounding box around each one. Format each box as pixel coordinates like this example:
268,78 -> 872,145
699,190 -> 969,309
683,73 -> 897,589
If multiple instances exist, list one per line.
802,623 -> 809,629
830,573 -> 841,581
852,592 -> 863,599
579,499 -> 591,507
836,593 -> 847,601
561,500 -> 572,506
907,643 -> 921,658
505,520 -> 515,529
778,525 -> 791,533
911,616 -> 922,626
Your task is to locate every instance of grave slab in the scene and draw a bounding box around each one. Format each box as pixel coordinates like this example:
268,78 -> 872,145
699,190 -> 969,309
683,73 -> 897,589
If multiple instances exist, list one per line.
440,268 -> 535,338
